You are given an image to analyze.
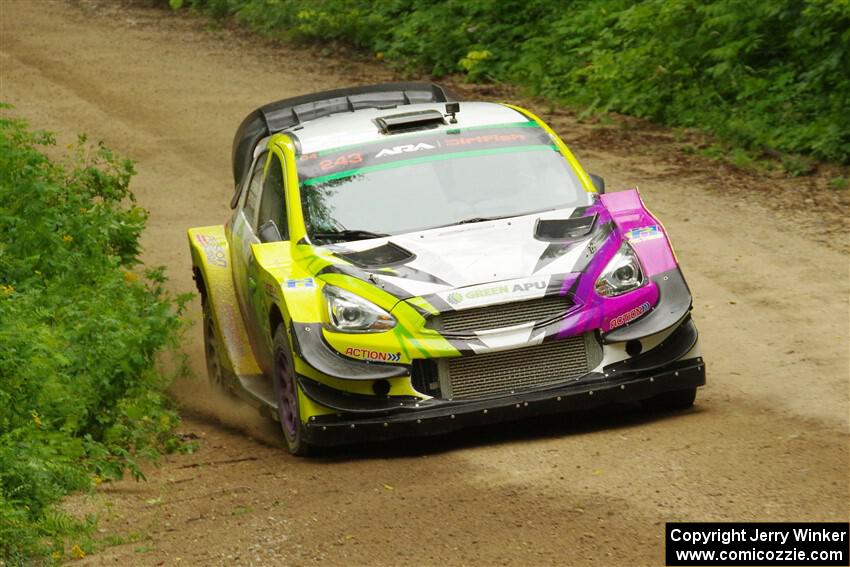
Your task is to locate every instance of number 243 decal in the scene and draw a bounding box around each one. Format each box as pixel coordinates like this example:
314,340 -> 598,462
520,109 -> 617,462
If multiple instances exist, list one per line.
319,152 -> 362,171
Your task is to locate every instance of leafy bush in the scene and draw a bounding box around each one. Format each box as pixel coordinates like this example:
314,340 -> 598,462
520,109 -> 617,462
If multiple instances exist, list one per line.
0,109 -> 188,563
183,0 -> 850,163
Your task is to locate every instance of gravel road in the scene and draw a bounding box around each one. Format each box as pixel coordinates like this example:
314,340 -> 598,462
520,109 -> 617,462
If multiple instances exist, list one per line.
1,2 -> 847,565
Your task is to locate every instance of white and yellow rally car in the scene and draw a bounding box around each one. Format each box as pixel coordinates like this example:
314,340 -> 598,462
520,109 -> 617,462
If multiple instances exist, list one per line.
189,83 -> 705,455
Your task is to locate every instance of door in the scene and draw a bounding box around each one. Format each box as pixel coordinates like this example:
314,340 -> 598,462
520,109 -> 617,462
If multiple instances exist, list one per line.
230,152 -> 266,328
246,152 -> 289,373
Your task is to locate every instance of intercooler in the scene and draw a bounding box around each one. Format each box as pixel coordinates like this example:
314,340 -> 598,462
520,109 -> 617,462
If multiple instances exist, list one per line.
437,333 -> 602,400
427,296 -> 571,336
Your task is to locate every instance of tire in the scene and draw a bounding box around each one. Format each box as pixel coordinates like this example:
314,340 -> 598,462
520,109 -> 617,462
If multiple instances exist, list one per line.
202,297 -> 228,390
643,387 -> 697,412
272,325 -> 315,457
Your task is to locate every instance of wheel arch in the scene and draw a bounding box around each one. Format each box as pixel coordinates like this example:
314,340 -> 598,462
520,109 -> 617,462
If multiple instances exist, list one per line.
269,302 -> 285,336
193,266 -> 207,301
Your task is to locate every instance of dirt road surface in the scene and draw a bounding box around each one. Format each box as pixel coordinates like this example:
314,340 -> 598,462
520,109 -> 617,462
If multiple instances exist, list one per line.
1,1 -> 848,565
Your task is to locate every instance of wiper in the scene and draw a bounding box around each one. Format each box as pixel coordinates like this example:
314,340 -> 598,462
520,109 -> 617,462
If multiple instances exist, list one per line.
455,214 -> 514,225
312,229 -> 390,242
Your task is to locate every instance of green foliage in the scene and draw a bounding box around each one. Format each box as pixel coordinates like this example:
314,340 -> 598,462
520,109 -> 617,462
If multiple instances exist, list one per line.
187,0 -> 850,163
0,111 -> 188,563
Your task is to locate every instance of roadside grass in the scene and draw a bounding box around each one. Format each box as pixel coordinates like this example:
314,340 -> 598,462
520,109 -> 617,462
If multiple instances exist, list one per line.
0,108 -> 192,564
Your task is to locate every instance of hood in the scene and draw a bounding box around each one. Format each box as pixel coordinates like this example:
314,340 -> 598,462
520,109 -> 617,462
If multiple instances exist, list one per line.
325,205 -> 612,302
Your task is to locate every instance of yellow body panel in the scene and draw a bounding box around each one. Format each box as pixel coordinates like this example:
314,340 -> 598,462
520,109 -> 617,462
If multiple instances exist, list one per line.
188,226 -> 261,377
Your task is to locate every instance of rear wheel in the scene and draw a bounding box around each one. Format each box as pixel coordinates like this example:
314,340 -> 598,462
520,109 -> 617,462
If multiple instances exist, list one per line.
202,297 -> 227,389
643,387 -> 697,411
272,325 -> 314,456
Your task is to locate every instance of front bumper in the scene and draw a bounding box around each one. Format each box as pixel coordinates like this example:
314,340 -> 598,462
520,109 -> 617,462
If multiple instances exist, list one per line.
299,356 -> 705,446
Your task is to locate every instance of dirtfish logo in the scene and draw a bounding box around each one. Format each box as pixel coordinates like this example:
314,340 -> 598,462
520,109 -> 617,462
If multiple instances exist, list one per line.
375,143 -> 437,158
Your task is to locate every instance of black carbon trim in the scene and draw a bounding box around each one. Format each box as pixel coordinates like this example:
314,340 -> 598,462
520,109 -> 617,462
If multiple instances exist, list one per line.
290,323 -> 407,380
603,268 -> 693,343
335,242 -> 416,268
316,263 -> 411,300
604,317 -> 698,374
373,264 -> 452,287
534,239 -> 587,273
534,214 -> 597,241
297,375 -> 421,414
301,358 -> 706,446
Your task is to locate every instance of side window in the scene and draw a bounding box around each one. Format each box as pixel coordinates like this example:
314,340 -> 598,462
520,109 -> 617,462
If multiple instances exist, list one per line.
242,154 -> 266,229
257,154 -> 288,240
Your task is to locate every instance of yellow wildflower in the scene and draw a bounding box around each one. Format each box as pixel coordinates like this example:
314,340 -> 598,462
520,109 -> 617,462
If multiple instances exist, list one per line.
1,284 -> 13,296
30,411 -> 42,428
51,550 -> 62,561
93,474 -> 102,486
62,234 -> 73,243
124,271 -> 139,283
71,544 -> 86,559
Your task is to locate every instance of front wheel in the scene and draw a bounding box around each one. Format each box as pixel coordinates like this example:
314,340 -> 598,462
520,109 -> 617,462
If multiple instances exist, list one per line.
272,325 -> 314,456
643,387 -> 697,412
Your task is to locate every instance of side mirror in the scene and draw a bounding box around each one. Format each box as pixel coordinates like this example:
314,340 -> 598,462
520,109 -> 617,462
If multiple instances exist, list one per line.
258,220 -> 283,243
588,173 -> 606,194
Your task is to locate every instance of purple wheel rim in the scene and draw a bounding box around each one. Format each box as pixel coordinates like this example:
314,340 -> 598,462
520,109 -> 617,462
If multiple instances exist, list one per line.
276,351 -> 298,438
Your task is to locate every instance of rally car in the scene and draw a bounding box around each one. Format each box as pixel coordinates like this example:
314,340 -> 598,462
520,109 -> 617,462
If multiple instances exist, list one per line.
188,82 -> 705,455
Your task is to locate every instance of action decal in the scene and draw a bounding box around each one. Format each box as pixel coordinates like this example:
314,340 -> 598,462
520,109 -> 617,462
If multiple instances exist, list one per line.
345,347 -> 401,362
195,234 -> 227,268
624,225 -> 663,243
608,302 -> 651,330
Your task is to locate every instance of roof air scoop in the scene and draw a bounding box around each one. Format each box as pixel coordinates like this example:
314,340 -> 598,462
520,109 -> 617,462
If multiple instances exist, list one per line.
376,110 -> 446,134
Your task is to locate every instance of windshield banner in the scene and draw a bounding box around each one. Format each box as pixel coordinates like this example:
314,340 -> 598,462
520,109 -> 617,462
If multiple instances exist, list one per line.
297,122 -> 557,186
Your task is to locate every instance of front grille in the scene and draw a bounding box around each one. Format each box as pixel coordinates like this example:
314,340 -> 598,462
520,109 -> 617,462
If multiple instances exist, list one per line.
441,334 -> 600,400
428,296 -> 570,335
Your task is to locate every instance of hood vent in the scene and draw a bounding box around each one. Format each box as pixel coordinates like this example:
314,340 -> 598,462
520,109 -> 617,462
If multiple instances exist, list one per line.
336,242 -> 416,268
376,110 -> 446,134
535,214 -> 597,241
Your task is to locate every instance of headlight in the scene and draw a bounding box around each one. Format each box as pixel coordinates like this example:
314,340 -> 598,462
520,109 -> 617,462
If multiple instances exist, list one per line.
595,242 -> 646,297
324,285 -> 396,333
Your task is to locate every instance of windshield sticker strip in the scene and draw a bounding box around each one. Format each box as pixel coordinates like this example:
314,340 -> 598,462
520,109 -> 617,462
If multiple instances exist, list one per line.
300,145 -> 557,187
298,124 -> 555,182
309,120 -> 540,157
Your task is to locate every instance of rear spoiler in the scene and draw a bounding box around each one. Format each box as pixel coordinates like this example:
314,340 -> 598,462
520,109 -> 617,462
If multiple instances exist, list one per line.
230,82 -> 456,205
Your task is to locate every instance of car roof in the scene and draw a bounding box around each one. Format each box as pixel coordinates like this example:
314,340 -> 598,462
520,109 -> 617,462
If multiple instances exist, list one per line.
284,101 -> 529,155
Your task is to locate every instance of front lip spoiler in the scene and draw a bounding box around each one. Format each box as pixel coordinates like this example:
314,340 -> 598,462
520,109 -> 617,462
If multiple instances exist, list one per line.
291,322 -> 407,380
300,358 -> 705,446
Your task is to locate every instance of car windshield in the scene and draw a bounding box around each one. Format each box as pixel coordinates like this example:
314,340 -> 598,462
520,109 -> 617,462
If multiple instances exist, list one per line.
297,122 -> 591,239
